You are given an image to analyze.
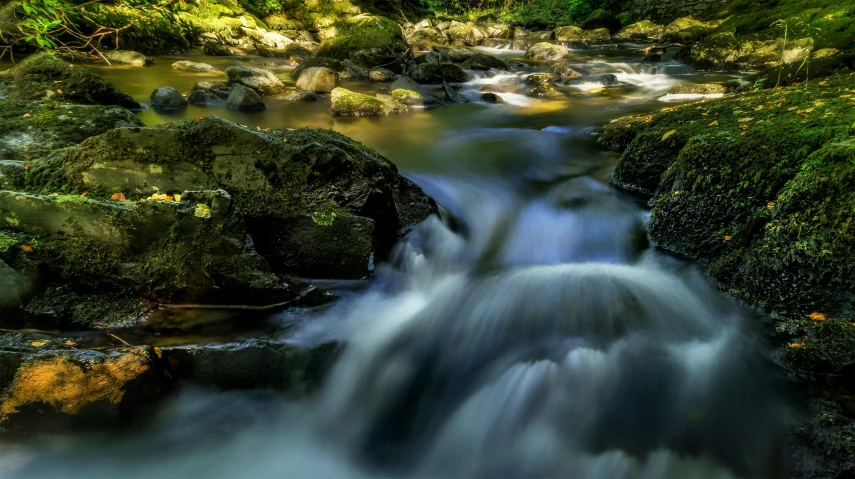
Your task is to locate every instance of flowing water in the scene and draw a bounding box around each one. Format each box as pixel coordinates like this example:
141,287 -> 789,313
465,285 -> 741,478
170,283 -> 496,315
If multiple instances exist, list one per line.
0,44 -> 791,478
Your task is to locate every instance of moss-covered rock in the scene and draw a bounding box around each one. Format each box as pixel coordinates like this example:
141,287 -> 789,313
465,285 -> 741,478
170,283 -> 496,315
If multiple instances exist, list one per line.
172,61 -> 221,73
445,21 -> 486,46
614,20 -> 664,42
390,76 -> 444,107
224,65 -> 286,95
663,17 -> 717,43
1,53 -> 139,109
553,25 -> 610,44
0,100 -> 143,161
15,117 -> 434,280
580,9 -> 620,35
462,53 -> 508,71
314,15 -> 409,71
599,72 -> 855,479
330,87 -> 403,116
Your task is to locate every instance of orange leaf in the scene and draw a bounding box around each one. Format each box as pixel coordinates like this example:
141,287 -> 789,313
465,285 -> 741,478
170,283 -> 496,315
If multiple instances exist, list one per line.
22,112 -> 31,118
20,244 -> 34,253
80,191 -> 89,197
56,89 -> 64,95
809,312 -> 827,321
724,235 -> 733,241
767,202 -> 775,209
111,192 -> 127,201
789,342 -> 806,348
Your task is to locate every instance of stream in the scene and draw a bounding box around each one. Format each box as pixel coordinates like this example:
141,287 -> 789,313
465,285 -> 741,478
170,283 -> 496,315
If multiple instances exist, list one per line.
0,43 -> 793,478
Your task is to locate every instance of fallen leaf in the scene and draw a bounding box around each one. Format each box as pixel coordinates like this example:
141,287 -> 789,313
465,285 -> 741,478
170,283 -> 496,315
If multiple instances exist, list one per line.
174,193 -> 182,202
195,116 -> 203,121
661,130 -> 676,141
23,164 -> 29,169
708,120 -> 719,127
64,340 -> 76,347
53,80 -> 62,84
738,117 -> 754,122
30,340 -> 50,347
80,191 -> 89,197
194,203 -> 211,218
724,235 -> 733,241
767,202 -> 775,209
789,342 -> 806,348
56,89 -> 63,95
809,312 -> 827,321
22,112 -> 31,118
20,244 -> 34,253
111,192 -> 127,201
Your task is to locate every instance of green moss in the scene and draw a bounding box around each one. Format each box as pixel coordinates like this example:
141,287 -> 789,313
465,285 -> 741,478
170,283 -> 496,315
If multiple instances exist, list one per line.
54,194 -> 90,204
330,87 -> 401,116
0,231 -> 18,252
314,15 -> 403,60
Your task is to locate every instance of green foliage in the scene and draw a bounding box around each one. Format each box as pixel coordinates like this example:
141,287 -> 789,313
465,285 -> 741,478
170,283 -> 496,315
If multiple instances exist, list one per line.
427,0 -> 615,26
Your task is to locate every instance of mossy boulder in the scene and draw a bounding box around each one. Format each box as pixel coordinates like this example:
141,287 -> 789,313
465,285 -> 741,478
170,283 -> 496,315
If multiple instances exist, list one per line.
668,83 -> 728,95
296,67 -> 337,93
663,17 -> 716,43
553,26 -> 610,44
105,50 -> 153,67
524,42 -> 570,61
0,53 -> 139,110
408,63 -> 468,83
15,117 -> 434,280
172,61 -> 221,73
150,86 -> 188,110
390,76 -> 444,107
314,15 -> 409,71
462,53 -> 508,71
614,20 -> 664,42
225,84 -> 266,111
445,21 -> 486,46
330,87 -> 403,116
599,73 -> 855,478
0,100 -> 143,161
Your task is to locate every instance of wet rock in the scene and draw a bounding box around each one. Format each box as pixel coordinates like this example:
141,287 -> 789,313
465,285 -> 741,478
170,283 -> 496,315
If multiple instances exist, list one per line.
480,92 -> 503,103
481,38 -> 508,48
191,81 -> 231,99
525,72 -> 559,86
150,87 -> 188,111
225,84 -> 266,111
162,340 -> 341,392
0,53 -> 139,109
415,51 -> 444,64
443,81 -> 468,103
172,61 -> 221,73
615,20 -> 665,42
462,53 -> 508,71
0,100 -> 143,161
407,28 -> 445,51
187,89 -> 225,106
553,25 -> 610,44
485,24 -> 511,39
255,44 -> 274,58
295,67 -> 337,93
580,9 -> 621,34
105,50 -> 153,67
331,87 -> 402,116
668,83 -> 727,95
525,42 -> 570,61
243,28 -> 293,49
279,90 -> 321,102
549,62 -> 582,81
15,116 -> 435,281
369,67 -> 396,82
446,47 -> 474,62
0,341 -> 171,432
527,84 -> 563,98
225,66 -> 286,95
390,76 -> 444,107
599,73 -> 620,86
409,63 -> 468,83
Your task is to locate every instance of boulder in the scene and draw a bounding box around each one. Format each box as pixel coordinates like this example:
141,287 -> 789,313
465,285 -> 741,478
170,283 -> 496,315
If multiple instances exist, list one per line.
187,89 -> 225,106
462,53 -> 508,71
279,90 -> 321,102
242,28 -> 293,49
408,63 -> 468,83
172,61 -> 221,73
553,25 -> 610,44
0,100 -> 143,161
225,84 -> 266,111
224,66 -> 286,95
480,92 -> 503,103
150,87 -> 187,110
598,73 -> 620,86
190,81 -> 231,99
282,43 -> 313,66
295,67 -> 337,93
105,50 -> 153,67
369,67 -> 396,82
580,9 -> 621,34
415,51 -> 444,64
663,17 -> 716,43
315,15 -> 410,71
485,24 -> 510,39
525,72 -> 558,86
203,42 -> 237,56
549,62 -> 582,81
525,42 -> 570,61
255,45 -> 274,57
15,117 -> 435,280
614,20 -> 665,42
446,47 -> 474,62
290,58 -> 346,80
0,53 -> 139,109
406,28 -> 444,51
443,81 -> 468,103
390,76 -> 444,107
445,21 -> 486,46
331,87 -> 403,116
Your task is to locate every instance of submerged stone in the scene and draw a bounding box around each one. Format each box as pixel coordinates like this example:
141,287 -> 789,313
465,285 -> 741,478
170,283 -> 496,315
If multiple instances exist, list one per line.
525,42 -> 570,61
150,86 -> 188,110
225,65 -> 286,95
105,50 -> 153,67
225,83 -> 266,111
408,63 -> 468,83
172,60 -> 221,73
